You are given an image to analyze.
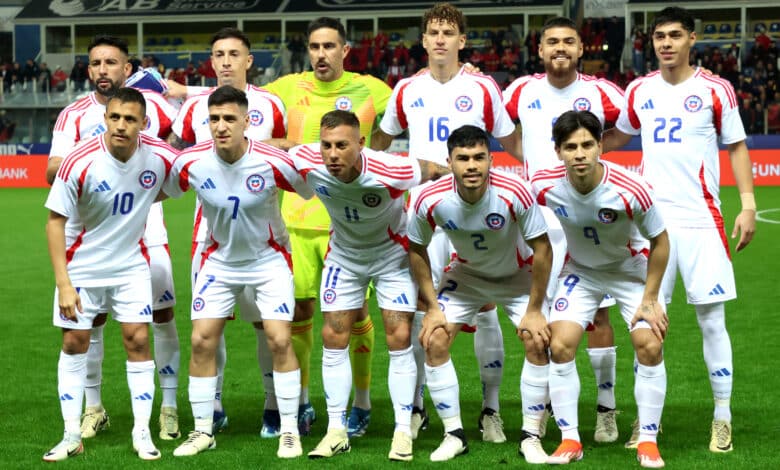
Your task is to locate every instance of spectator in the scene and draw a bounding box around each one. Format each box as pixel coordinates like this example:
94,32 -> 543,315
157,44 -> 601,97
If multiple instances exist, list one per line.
393,41 -> 410,66
51,65 -> 68,92
197,58 -> 216,86
405,57 -> 420,77
288,34 -> 306,73
409,39 -> 426,66
767,91 -> 780,134
500,47 -> 519,72
0,110 -> 16,142
365,60 -> 383,80
739,97 -> 760,134
483,46 -> 500,72
525,29 -> 540,56
469,47 -> 484,70
385,56 -> 404,88
631,27 -> 645,73
70,58 -> 87,91
38,62 -> 53,92
22,58 -> 39,86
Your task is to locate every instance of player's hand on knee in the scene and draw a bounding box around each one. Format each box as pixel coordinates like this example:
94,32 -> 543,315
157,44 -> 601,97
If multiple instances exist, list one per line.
58,285 -> 83,321
420,307 -> 448,349
631,301 -> 668,342
518,311 -> 550,348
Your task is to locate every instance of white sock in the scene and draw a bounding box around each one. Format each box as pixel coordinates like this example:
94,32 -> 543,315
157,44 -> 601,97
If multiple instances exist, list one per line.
520,359 -> 549,435
214,333 -> 226,413
411,310 -> 426,409
127,360 -> 155,432
549,360 -> 580,442
59,351 -> 87,435
189,376 -> 217,434
84,325 -> 104,409
425,359 -> 462,432
255,328 -> 277,410
352,387 -> 371,410
695,303 -> 733,422
273,369 -> 301,435
587,346 -> 617,409
153,320 -> 180,409
475,308 -> 503,411
388,346 -> 415,434
635,362 -> 666,444
322,347 -> 351,430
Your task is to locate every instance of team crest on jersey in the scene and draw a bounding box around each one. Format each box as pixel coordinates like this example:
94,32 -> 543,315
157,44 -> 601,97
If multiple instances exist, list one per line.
323,288 -> 337,304
485,213 -> 505,230
597,208 -> 618,224
684,95 -> 703,113
138,170 -> 157,189
455,95 -> 474,112
554,297 -> 569,311
362,193 -> 381,207
245,174 -> 265,192
335,96 -> 353,111
573,97 -> 592,111
248,109 -> 265,126
192,297 -> 205,312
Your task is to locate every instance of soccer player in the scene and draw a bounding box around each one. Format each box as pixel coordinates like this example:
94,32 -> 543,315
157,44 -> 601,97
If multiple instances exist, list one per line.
287,110 -> 448,461
408,124 -> 552,462
372,2 -> 523,443
46,35 -> 182,442
169,27 -> 288,438
166,86 -> 310,459
503,16 -> 626,444
604,6 -> 756,452
43,87 -> 175,461
533,110 -> 669,468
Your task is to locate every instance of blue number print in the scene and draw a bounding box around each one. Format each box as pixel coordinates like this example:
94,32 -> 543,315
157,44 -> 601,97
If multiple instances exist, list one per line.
471,233 -> 488,250
437,279 -> 458,302
653,117 -> 682,143
111,192 -> 134,215
563,274 -> 580,295
583,226 -> 600,245
428,117 -> 450,142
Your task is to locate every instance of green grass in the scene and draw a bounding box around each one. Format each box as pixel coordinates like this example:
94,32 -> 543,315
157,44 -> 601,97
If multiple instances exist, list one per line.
1,186 -> 778,469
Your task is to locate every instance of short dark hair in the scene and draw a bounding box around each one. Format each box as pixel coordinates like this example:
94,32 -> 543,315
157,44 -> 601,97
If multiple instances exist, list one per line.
541,17 -> 579,37
307,17 -> 346,44
552,110 -> 602,147
422,3 -> 466,34
320,110 -> 360,131
107,87 -> 146,115
88,35 -> 129,56
210,27 -> 251,50
652,7 -> 696,34
207,85 -> 248,109
447,125 -> 489,155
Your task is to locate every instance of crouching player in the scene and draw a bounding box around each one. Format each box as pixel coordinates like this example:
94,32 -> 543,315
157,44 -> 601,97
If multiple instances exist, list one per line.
165,86 -> 312,459
532,110 -> 669,468
408,125 -> 553,462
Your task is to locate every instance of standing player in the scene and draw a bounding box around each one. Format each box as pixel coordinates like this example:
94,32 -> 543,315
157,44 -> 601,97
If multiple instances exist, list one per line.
503,16 -> 625,444
46,35 -> 182,442
287,110 -> 448,461
408,125 -> 552,462
43,88 -> 175,461
169,27 -> 288,438
167,87 -> 309,459
604,7 -> 756,452
372,2 -> 523,442
533,110 -> 669,468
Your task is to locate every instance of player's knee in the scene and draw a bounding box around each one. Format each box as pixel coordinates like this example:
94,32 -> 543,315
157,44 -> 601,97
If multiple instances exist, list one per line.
62,330 -> 90,354
427,327 -> 451,356
634,337 -> 663,365
265,332 -> 292,356
548,337 -> 576,363
122,328 -> 150,358
153,307 -> 175,324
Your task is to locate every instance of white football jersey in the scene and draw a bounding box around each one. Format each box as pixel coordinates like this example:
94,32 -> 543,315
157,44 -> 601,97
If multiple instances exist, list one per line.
288,144 -> 421,256
616,69 -> 745,228
380,66 -> 515,165
503,72 -> 624,179
45,134 -> 174,286
49,89 -> 178,246
408,169 -> 547,279
165,139 -> 313,267
531,161 -> 665,270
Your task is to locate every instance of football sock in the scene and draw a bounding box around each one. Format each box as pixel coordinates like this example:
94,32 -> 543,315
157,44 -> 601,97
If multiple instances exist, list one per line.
695,302 -> 732,421
291,318 -> 313,405
587,346 -> 617,410
521,359 -> 549,434
214,334 -> 226,413
550,359 -> 580,442
475,307 -> 503,411
190,376 -> 217,434
127,360 -> 155,430
84,324 -> 104,409
273,369 -> 301,435
411,310 -> 426,409
350,315 -> 375,409
59,351 -> 87,435
635,361 -> 666,444
322,347 -> 351,430
152,320 -> 180,409
426,359 -> 462,432
388,346 -> 415,434
254,328 -> 277,410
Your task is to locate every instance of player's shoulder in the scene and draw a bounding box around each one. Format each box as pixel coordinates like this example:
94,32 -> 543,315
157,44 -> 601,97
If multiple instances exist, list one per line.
414,175 -> 455,208
626,70 -> 660,92
60,93 -> 98,114
579,73 -> 625,95
180,88 -> 212,109
289,143 -> 322,165
177,140 -> 212,161
351,71 -> 392,90
58,135 -> 103,178
602,162 -> 654,209
248,139 -> 293,161
693,69 -> 738,103
460,67 -> 502,91
140,134 -> 178,157
530,165 -> 567,187
505,73 -> 544,92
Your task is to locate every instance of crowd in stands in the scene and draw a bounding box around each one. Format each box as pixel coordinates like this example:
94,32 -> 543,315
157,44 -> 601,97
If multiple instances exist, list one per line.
2,19 -> 779,134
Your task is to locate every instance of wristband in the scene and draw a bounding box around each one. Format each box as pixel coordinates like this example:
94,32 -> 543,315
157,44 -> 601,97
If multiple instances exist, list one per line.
740,193 -> 756,211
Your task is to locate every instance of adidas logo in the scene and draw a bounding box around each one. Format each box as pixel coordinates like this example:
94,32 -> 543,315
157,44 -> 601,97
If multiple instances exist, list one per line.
527,99 -> 542,109
555,418 -> 570,427
297,96 -> 310,107
641,423 -> 659,431
410,97 -> 425,108
94,180 -> 111,192
159,365 -> 175,375
134,392 -> 153,401
528,403 -> 546,412
393,293 -> 410,305
708,284 -> 726,296
400,403 -> 413,411
89,124 -> 106,137
316,185 -> 331,197
641,99 -> 654,110
483,360 -> 503,369
554,206 -> 568,218
354,345 -> 371,354
711,368 -> 731,377
274,303 -> 291,314
442,220 -> 459,230
435,402 -> 452,411
60,393 -> 74,401
139,305 -> 152,316
200,178 -> 216,190
598,381 -> 614,390
158,290 -> 174,303
215,392 -> 222,400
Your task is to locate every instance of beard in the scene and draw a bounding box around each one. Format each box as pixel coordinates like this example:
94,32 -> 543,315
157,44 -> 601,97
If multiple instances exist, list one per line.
95,80 -> 121,98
